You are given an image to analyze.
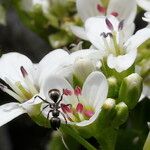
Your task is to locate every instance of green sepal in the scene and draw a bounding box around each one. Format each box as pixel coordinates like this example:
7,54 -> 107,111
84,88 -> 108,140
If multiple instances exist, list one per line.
48,30 -> 74,48
29,103 -> 51,128
47,131 -> 80,150
107,76 -> 119,98
118,73 -> 143,109
112,102 -> 129,128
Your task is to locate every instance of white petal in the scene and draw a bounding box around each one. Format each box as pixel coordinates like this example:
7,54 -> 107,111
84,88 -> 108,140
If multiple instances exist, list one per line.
125,27 -> 150,51
77,71 -> 108,126
142,12 -> 150,23
85,16 -> 119,51
137,0 -> 150,11
76,107 -> 100,126
139,84 -> 150,101
82,71 -> 108,109
70,25 -> 88,40
39,49 -> 69,70
107,49 -> 137,72
122,23 -> 135,42
38,49 -> 69,85
40,75 -> 78,105
0,52 -> 35,87
0,102 -> 26,127
77,0 -> 102,22
107,0 -> 137,24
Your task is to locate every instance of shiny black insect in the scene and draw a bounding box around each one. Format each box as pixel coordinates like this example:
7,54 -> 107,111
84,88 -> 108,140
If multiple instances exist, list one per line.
35,89 -> 68,130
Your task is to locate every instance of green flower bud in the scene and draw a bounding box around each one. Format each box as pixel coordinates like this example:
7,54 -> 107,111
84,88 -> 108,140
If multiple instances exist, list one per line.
73,58 -> 96,85
112,102 -> 128,128
107,76 -> 118,98
97,98 -> 116,127
118,73 -> 143,109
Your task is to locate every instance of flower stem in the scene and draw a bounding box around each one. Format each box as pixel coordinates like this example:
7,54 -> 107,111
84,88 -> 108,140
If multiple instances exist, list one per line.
61,125 -> 97,150
144,131 -> 150,150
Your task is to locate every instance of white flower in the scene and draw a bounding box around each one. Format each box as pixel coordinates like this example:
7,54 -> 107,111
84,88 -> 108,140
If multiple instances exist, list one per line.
137,0 -> 150,11
40,71 -> 108,127
20,0 -> 50,14
0,49 -> 70,127
136,66 -> 150,101
76,16 -> 150,72
71,0 -> 137,40
137,0 -> 150,26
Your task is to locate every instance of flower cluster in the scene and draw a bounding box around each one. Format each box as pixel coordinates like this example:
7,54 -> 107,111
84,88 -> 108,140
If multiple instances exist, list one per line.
0,0 -> 150,149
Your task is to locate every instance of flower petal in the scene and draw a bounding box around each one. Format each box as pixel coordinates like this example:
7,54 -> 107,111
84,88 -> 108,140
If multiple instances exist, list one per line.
38,49 -> 69,85
70,25 -> 88,40
124,27 -> 150,51
137,0 -> 150,11
40,75 -> 78,105
0,102 -> 26,127
107,0 -> 137,24
82,71 -> 108,109
107,49 -> 137,72
85,16 -> 119,51
0,52 -> 35,87
76,0 -> 102,22
139,84 -> 150,101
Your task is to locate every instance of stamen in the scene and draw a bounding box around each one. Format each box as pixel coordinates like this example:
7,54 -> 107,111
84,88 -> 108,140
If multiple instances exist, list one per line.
76,103 -> 83,113
74,86 -> 81,96
61,104 -> 72,113
109,37 -> 116,55
97,4 -> 106,14
0,83 -> 23,102
5,77 -> 26,100
111,12 -> 119,17
100,33 -> 111,53
63,89 -> 72,96
118,20 -> 124,30
105,18 -> 114,31
84,110 -> 94,118
20,66 -> 28,77
15,82 -> 32,99
20,66 -> 38,95
100,32 -> 107,38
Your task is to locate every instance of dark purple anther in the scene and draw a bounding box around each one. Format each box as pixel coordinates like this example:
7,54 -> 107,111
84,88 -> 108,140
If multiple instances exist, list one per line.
107,33 -> 113,37
20,66 -> 28,77
105,18 -> 114,31
118,20 -> 124,30
100,32 -> 107,38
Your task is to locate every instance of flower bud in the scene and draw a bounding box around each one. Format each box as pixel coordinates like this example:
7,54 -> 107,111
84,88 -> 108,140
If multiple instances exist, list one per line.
102,98 -> 116,110
107,76 -> 118,98
97,98 -> 116,127
118,73 -> 143,109
73,58 -> 96,85
112,102 -> 128,127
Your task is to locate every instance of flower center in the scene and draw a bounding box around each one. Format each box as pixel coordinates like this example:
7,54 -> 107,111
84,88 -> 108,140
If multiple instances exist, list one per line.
0,66 -> 38,102
100,18 -> 125,56
61,86 -> 95,123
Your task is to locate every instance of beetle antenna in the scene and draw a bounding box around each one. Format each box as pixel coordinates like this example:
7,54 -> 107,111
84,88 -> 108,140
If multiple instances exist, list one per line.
57,128 -> 70,150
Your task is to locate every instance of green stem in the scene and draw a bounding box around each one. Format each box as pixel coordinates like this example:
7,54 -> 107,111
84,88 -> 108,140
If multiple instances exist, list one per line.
144,131 -> 150,150
61,125 -> 97,150
94,128 -> 117,150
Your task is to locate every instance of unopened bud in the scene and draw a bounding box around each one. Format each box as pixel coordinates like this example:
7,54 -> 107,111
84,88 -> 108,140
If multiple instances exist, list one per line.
73,58 -> 96,85
112,102 -> 128,127
118,73 -> 143,109
102,98 -> 116,110
107,76 -> 118,98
